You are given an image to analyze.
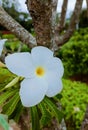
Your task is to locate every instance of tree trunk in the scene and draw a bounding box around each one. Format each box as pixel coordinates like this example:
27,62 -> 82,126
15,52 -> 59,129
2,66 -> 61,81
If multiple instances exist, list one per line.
26,0 -> 52,47
56,0 -> 68,33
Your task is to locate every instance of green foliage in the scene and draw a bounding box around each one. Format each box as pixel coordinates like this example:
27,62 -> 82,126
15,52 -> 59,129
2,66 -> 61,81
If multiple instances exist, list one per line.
31,106 -> 40,130
58,28 -> 88,77
5,40 -> 21,52
44,97 -> 63,123
0,89 -> 17,106
0,68 -> 16,89
5,40 -> 30,52
2,34 -> 15,39
38,102 -> 52,127
37,97 -> 63,129
61,79 -> 88,129
30,96 -> 63,130
13,101 -> 23,122
0,67 -> 21,122
1,34 -> 31,52
21,44 -> 31,52
2,91 -> 20,116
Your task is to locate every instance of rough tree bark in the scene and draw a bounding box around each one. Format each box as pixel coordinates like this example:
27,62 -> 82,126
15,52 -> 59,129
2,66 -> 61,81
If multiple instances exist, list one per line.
26,0 -> 52,47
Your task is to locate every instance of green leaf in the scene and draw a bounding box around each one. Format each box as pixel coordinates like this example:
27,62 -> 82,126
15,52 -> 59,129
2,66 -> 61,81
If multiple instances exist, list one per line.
44,97 -> 63,123
3,91 -> 20,116
54,94 -> 63,101
0,68 -> 16,89
0,114 -> 9,130
13,101 -> 23,122
0,89 -> 18,106
38,102 -> 52,127
31,106 -> 40,130
5,76 -> 20,88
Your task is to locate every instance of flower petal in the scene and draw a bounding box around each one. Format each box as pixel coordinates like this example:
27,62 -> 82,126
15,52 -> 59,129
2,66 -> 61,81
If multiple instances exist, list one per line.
31,46 -> 53,66
0,39 -> 7,55
5,53 -> 34,78
19,78 -> 48,107
46,73 -> 63,97
46,57 -> 64,78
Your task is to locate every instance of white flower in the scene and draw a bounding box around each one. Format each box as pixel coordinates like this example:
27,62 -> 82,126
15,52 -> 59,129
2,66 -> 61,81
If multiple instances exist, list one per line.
5,46 -> 64,107
0,39 -> 7,56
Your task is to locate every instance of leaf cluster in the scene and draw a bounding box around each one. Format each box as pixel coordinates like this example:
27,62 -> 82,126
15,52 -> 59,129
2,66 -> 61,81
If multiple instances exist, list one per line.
0,68 -> 23,122
0,33 -> 31,52
31,96 -> 63,130
58,28 -> 88,77
61,79 -> 88,129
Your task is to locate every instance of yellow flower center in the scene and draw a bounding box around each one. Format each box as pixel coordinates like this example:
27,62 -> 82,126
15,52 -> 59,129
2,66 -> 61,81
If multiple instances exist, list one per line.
36,67 -> 45,77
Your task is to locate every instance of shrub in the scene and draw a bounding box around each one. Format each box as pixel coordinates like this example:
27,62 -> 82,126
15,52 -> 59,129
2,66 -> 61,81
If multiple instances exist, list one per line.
61,79 -> 88,130
58,28 -> 88,77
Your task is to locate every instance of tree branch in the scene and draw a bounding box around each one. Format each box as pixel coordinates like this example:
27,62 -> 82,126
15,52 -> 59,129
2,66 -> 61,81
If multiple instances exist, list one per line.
0,6 -> 36,48
56,0 -> 68,33
86,0 -> 88,6
86,0 -> 88,17
55,0 -> 83,47
50,0 -> 58,51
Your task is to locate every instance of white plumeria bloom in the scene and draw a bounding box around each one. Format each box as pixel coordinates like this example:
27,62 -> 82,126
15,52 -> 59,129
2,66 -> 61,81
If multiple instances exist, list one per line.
5,46 -> 64,107
0,39 -> 7,56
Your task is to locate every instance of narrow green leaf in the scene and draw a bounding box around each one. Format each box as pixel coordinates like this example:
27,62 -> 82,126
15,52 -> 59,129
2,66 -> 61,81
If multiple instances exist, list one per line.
5,77 -> 20,88
54,94 -> 63,101
13,101 -> 23,122
38,102 -> 52,127
3,91 -> 20,116
0,89 -> 18,106
0,68 -> 16,89
0,114 -> 9,130
44,97 -> 63,123
31,106 -> 40,130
